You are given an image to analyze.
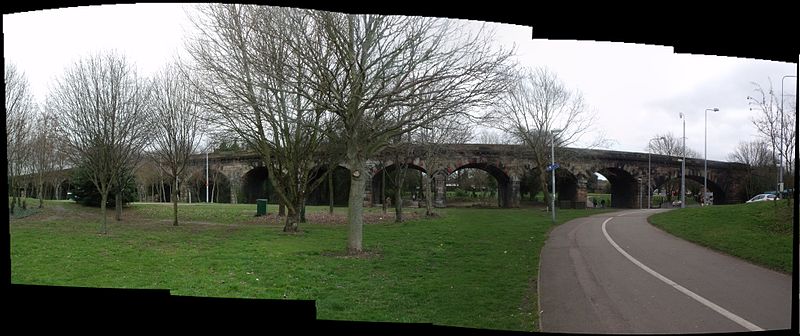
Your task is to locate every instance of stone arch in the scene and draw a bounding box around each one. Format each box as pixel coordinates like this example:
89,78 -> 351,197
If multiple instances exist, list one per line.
186,167 -> 231,203
371,163 -> 429,206
521,164 -> 583,208
241,166 -> 271,204
442,162 -> 516,208
307,164 -> 351,206
651,170 -> 728,206
590,166 -> 640,208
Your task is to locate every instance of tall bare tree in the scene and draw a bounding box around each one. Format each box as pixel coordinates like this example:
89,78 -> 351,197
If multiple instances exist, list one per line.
277,10 -> 514,253
748,80 -> 796,187
150,64 -> 204,226
186,4 -> 335,232
6,63 -> 36,214
727,140 -> 774,199
646,132 -> 701,158
491,67 -> 604,210
385,132 -> 415,223
416,114 -> 473,216
50,52 -> 152,234
475,128 -> 514,145
30,110 -> 60,208
48,138 -> 70,200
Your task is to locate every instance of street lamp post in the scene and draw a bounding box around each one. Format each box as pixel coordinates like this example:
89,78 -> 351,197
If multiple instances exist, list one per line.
679,112 -> 686,209
780,75 -> 796,197
704,108 -> 719,206
638,177 -> 642,209
648,137 -> 665,209
551,129 -> 562,224
206,150 -> 209,203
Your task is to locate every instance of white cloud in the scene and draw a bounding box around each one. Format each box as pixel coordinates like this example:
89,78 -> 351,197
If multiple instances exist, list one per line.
4,5 -> 797,163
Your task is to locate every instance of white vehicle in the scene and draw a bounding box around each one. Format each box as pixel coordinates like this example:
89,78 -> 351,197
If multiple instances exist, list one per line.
746,193 -> 778,203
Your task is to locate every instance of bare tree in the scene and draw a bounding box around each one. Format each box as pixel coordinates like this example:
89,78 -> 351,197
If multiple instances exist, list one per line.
185,4 -> 335,232
30,110 -> 60,208
748,80 -> 796,187
727,140 -> 775,199
385,132 -> 415,223
149,64 -> 204,226
475,128 -> 514,145
747,81 -> 781,167
276,10 -> 514,253
48,138 -> 70,200
6,63 -> 36,215
416,114 -> 473,216
491,67 -> 604,210
49,52 -> 152,234
646,132 -> 701,159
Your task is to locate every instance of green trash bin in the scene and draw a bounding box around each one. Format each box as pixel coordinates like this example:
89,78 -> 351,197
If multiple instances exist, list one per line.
256,199 -> 268,216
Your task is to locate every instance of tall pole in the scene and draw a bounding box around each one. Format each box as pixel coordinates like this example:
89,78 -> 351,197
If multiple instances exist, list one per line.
647,137 -> 664,209
680,112 -> 686,209
639,178 -> 642,209
551,133 -> 556,223
704,108 -> 718,206
551,129 -> 561,224
206,151 -> 209,203
779,75 -> 796,197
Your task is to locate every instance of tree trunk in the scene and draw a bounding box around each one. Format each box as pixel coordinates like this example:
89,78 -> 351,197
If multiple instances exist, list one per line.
38,181 -> 44,208
346,159 -> 366,254
100,191 -> 108,234
394,184 -> 403,223
21,183 -> 28,210
172,180 -> 179,226
538,168 -> 552,212
394,163 -> 406,223
284,197 -> 301,232
423,174 -> 434,216
381,167 -> 387,214
283,210 -> 299,233
278,202 -> 285,216
115,188 -> 123,221
328,168 -> 334,214
300,199 -> 307,223
9,175 -> 16,215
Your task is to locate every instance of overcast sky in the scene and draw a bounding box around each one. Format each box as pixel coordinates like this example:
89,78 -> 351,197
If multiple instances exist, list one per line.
4,3 -> 798,162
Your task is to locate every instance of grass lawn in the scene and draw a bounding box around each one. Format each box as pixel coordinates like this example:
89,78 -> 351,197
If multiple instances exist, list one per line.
587,193 -> 611,206
648,201 -> 793,273
10,199 -> 613,331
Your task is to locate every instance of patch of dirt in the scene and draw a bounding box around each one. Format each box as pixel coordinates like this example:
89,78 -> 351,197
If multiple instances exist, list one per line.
239,210 -> 426,226
321,249 -> 383,260
300,211 -> 424,225
520,276 -> 539,330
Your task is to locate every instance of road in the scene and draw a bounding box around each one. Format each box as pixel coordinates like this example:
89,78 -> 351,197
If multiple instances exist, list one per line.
538,209 -> 791,333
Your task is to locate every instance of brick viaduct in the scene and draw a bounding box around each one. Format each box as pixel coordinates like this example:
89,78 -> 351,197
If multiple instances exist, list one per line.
179,144 -> 749,208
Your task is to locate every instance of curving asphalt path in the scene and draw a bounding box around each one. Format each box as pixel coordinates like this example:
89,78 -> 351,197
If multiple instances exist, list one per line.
538,209 -> 791,333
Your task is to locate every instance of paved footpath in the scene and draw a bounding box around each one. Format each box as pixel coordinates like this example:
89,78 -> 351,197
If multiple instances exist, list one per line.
539,209 -> 791,333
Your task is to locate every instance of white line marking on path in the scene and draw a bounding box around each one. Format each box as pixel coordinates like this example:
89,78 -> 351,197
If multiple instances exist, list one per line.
601,216 -> 763,332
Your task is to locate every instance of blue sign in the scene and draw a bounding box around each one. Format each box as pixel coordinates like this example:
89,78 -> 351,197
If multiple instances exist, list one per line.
546,163 -> 560,172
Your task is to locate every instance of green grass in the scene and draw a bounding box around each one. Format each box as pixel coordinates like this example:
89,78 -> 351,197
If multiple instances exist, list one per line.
648,201 -> 793,273
10,199 -> 613,331
587,193 -> 611,206
8,197 -> 44,219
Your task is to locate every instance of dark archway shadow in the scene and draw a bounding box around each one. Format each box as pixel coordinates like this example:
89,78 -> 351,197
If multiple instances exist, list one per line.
307,165 -> 351,206
241,167 -> 271,204
371,163 -> 428,206
187,168 -> 231,203
594,167 -> 637,208
445,162 -> 511,208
